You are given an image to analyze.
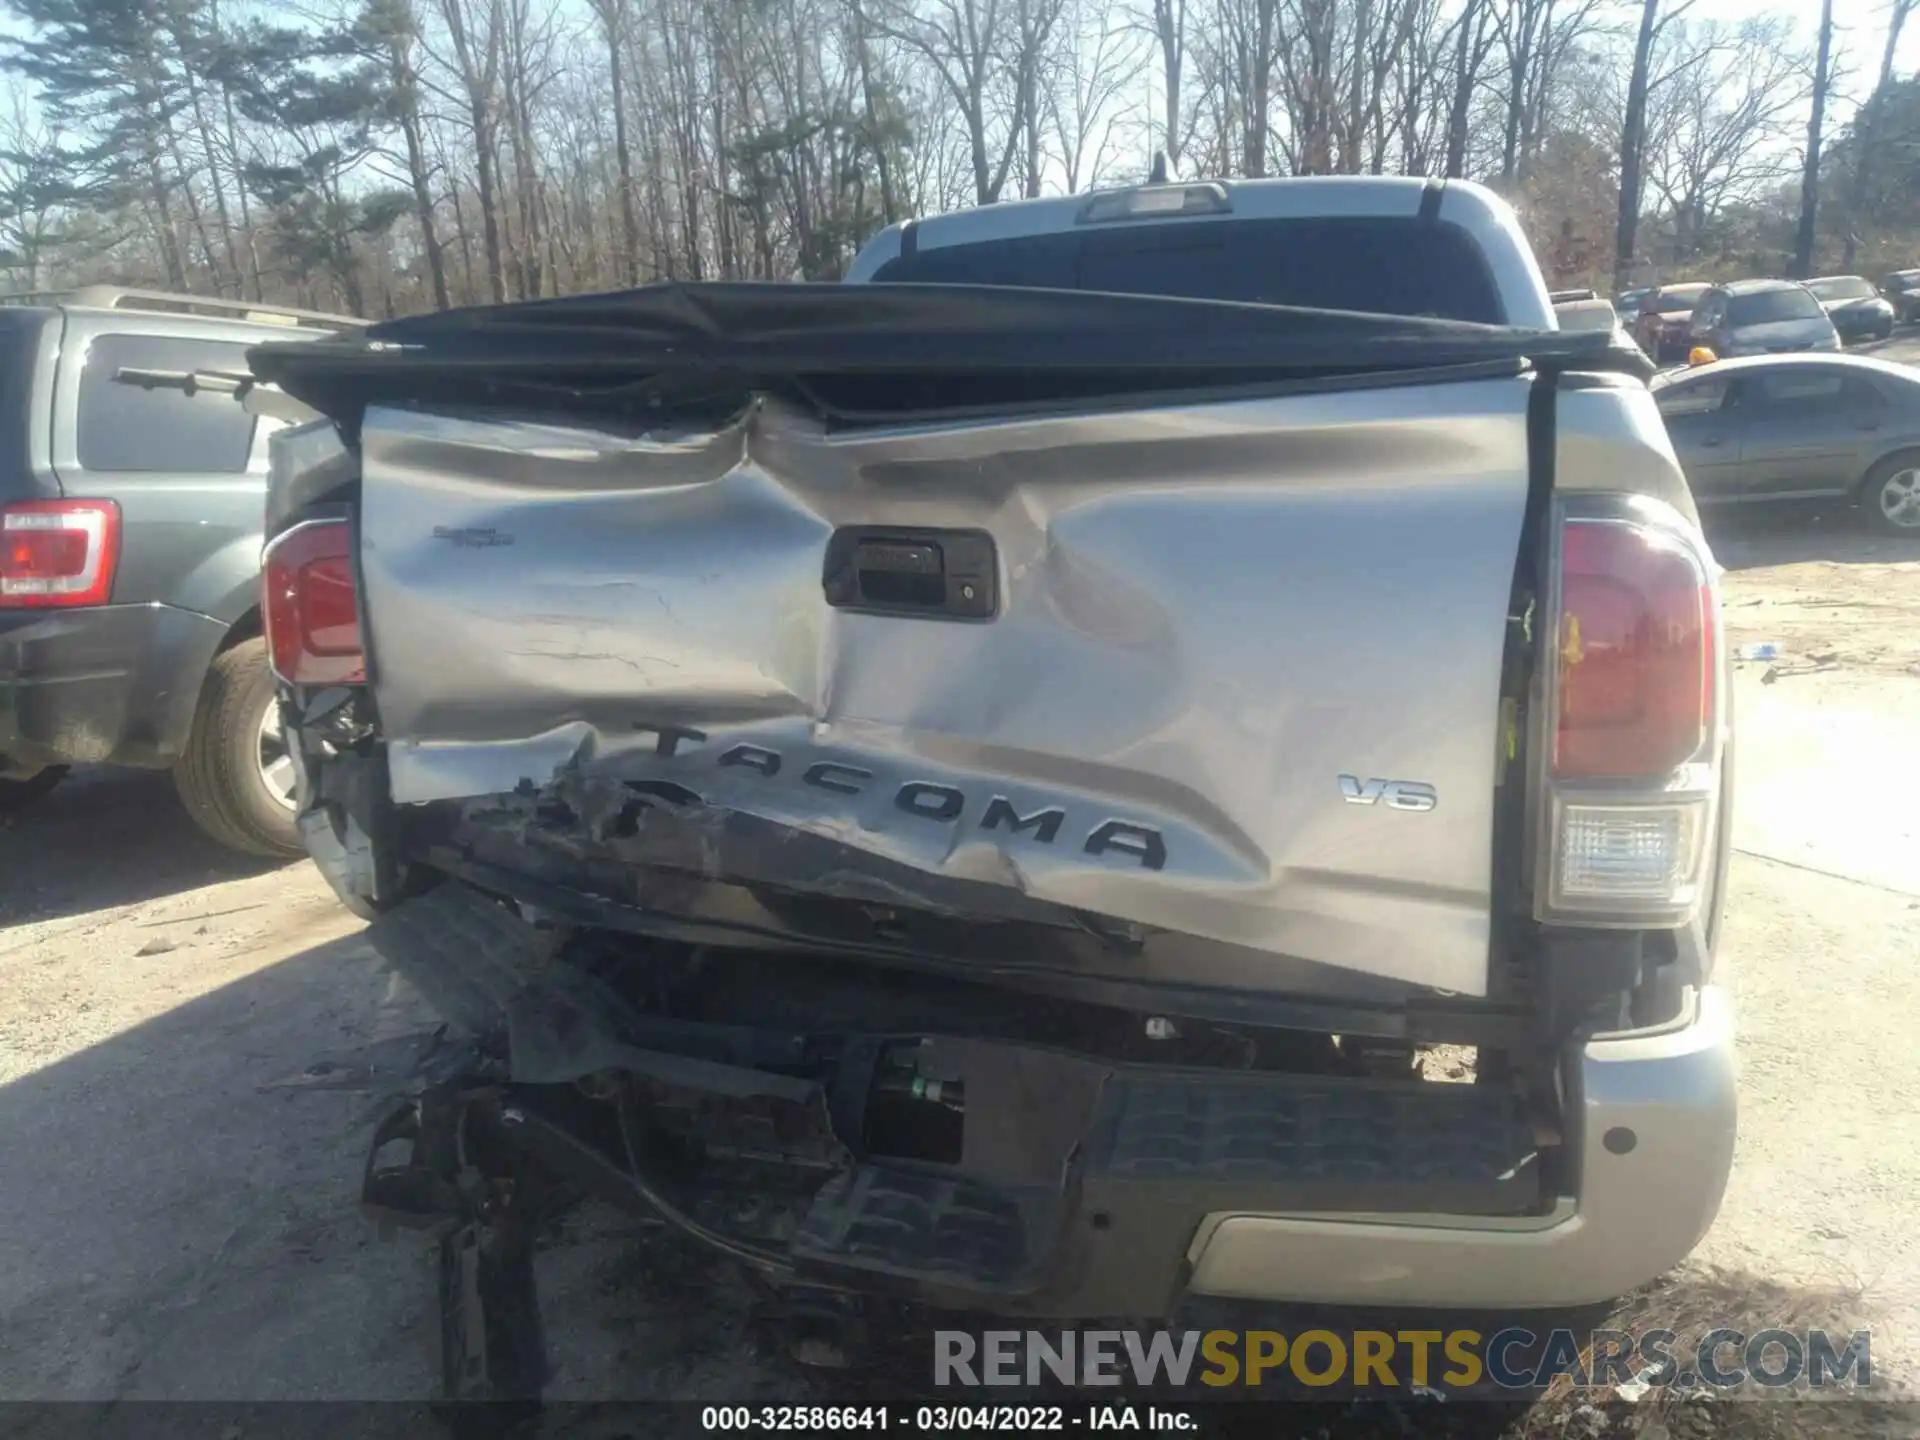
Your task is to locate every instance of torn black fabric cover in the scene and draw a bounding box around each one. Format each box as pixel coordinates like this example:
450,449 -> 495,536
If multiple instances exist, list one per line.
247,281 -> 1648,426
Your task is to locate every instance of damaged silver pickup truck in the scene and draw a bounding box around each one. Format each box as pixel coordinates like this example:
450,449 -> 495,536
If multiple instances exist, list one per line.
249,176 -> 1737,1401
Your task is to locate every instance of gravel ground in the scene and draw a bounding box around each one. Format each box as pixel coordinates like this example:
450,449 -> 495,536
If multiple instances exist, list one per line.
0,504 -> 1915,1437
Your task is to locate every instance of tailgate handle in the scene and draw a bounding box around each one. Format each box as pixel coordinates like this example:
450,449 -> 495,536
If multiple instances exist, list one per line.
824,527 -> 997,620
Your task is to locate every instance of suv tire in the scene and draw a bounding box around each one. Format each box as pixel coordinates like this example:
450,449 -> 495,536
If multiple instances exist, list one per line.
174,637 -> 303,858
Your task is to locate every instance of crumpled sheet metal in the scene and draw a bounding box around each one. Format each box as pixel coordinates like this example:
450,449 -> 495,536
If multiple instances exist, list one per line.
356,378 -> 1536,997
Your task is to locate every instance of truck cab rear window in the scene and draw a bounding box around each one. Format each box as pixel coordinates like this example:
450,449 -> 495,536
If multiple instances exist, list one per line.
871,216 -> 1507,325
78,334 -> 257,474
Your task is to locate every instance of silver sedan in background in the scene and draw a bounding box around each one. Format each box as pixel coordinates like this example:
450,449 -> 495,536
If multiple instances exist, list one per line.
1652,353 -> 1920,533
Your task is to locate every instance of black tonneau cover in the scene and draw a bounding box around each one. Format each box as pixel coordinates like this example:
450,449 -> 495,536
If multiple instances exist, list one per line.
250,281 -> 1651,426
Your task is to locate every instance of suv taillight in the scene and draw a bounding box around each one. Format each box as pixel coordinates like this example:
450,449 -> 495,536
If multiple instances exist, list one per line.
263,518 -> 365,686
0,499 -> 120,608
1540,507 -> 1723,926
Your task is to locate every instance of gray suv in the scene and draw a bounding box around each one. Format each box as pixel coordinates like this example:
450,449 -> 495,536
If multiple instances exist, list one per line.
0,287 -> 358,854
1687,279 -> 1841,358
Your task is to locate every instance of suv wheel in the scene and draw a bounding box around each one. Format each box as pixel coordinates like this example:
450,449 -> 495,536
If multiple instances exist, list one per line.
174,636 -> 304,858
1861,452 -> 1920,535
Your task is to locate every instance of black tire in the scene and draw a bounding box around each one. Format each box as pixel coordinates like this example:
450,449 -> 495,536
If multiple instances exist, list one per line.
1859,450 -> 1920,536
0,765 -> 68,813
173,636 -> 303,858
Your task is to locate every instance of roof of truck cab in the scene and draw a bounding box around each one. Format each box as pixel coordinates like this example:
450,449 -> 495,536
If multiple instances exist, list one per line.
894,175 -> 1440,248
844,175 -> 1557,330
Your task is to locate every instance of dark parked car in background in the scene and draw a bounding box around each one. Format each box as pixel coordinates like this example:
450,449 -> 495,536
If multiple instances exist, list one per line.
1633,282 -> 1710,361
0,287 -> 358,850
1880,270 -> 1920,325
1686,280 -> 1840,358
1805,274 -> 1897,343
1653,353 -> 1920,533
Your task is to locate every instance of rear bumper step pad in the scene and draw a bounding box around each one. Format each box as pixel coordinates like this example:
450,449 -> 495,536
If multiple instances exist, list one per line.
789,1074 -> 1536,1309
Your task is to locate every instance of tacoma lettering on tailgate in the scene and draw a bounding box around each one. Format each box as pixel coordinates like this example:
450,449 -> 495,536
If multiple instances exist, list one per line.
633,724 -> 1168,871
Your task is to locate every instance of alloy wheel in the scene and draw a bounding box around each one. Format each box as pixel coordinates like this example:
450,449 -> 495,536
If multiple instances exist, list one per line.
1879,468 -> 1920,529
257,702 -> 299,810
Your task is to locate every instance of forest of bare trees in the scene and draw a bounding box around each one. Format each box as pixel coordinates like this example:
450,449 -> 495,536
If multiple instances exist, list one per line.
0,0 -> 1915,316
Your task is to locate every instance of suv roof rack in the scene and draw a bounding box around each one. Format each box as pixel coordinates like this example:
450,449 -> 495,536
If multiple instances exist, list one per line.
0,286 -> 365,332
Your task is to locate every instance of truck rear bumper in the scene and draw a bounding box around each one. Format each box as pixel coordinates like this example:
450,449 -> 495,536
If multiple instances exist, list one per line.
0,604 -> 225,776
1185,984 -> 1737,1308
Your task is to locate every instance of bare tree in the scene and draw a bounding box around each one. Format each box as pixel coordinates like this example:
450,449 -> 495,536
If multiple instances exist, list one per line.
0,94 -> 65,290
1613,0 -> 1683,291
874,0 -> 1018,205
1841,0 -> 1913,266
17,0 -> 1915,322
1046,0 -> 1147,190
1439,0 -> 1497,178
432,0 -> 509,301
365,0 -> 453,307
1790,0 -> 1835,278
848,0 -> 902,222
1643,18 -> 1806,265
1275,0 -> 1335,173
1148,0 -> 1187,164
1495,0 -> 1601,188
1215,0 -> 1278,175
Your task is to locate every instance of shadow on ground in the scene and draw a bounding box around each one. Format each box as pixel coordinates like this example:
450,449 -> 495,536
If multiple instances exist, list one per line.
0,766 -> 287,926
1705,505 -> 1920,572
0,924 -> 1902,1439
0,929 -> 425,1404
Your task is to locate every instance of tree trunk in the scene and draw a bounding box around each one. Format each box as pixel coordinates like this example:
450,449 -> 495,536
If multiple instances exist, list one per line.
474,128 -> 508,302
1841,0 -> 1911,268
850,5 -> 898,223
1498,11 -> 1529,187
179,39 -> 243,295
218,83 -> 265,301
439,0 -> 508,303
1338,0 -> 1370,173
1441,4 -> 1478,179
152,81 -> 221,288
599,0 -> 642,284
1153,0 -> 1183,164
502,62 -> 544,299
387,19 -> 451,309
146,154 -> 189,291
1791,0 -> 1834,279
1243,0 -> 1274,177
448,174 -> 478,303
1612,0 -> 1659,294
968,74 -> 993,203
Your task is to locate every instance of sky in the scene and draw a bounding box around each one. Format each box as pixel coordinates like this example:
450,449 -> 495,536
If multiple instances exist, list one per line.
1693,0 -> 1920,126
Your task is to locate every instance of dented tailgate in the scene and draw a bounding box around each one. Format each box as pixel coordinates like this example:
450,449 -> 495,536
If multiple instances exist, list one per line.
355,373 -> 1531,998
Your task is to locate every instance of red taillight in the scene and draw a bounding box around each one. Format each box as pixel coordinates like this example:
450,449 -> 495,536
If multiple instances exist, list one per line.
263,518 -> 365,686
1553,518 -> 1714,779
0,499 -> 120,608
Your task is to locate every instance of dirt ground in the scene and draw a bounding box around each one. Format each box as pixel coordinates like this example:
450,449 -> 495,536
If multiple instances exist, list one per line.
1,502 -> 1916,1434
